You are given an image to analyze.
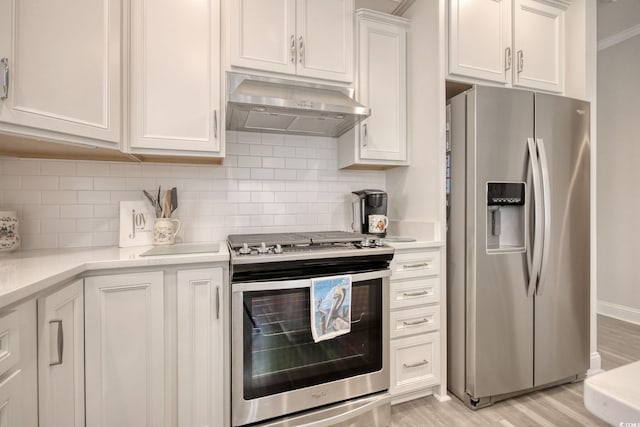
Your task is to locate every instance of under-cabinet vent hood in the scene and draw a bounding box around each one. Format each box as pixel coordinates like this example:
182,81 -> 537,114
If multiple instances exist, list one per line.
226,73 -> 370,138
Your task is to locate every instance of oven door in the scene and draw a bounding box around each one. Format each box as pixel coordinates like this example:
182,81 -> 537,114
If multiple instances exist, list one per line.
231,270 -> 390,426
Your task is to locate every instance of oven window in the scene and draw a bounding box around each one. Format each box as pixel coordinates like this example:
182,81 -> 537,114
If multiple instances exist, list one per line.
242,278 -> 383,399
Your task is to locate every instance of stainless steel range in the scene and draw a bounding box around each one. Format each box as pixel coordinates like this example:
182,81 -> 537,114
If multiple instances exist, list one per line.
229,231 -> 393,426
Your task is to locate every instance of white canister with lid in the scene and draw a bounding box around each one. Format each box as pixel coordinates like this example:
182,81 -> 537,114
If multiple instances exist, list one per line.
0,211 -> 20,252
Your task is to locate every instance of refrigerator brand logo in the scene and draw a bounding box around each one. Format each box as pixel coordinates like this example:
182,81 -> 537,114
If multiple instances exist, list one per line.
576,109 -> 586,115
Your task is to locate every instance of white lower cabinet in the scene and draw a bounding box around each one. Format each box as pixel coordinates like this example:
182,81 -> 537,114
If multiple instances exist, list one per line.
0,300 -> 37,427
35,266 -> 226,427
388,245 -> 445,404
391,332 -> 440,395
38,279 -> 85,427
85,271 -> 166,427
177,268 -> 224,427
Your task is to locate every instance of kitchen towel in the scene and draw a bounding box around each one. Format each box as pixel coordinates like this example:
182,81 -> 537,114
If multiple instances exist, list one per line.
310,275 -> 352,343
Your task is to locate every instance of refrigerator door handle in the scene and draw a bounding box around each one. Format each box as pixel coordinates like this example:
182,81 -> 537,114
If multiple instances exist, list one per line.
527,138 -> 543,297
535,138 -> 552,295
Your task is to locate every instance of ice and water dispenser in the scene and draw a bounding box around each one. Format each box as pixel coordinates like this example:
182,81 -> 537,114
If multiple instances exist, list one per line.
486,182 -> 525,253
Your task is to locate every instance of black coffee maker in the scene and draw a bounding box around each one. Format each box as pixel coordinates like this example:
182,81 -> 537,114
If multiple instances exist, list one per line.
352,189 -> 388,237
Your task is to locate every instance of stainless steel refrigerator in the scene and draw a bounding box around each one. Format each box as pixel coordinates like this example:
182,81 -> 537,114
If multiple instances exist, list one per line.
447,85 -> 590,409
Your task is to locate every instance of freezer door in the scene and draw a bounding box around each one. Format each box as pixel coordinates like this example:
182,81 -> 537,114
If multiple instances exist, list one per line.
533,94 -> 590,386
466,86 -> 534,399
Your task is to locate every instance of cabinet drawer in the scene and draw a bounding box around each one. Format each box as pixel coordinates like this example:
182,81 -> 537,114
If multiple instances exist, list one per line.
390,305 -> 439,339
0,310 -> 22,376
390,276 -> 440,309
390,332 -> 440,395
391,250 -> 440,280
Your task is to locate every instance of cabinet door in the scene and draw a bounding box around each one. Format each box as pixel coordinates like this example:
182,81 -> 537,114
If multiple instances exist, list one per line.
513,0 -> 565,93
85,272 -> 165,427
390,332 -> 441,396
38,280 -> 85,427
0,0 -> 121,143
130,0 -> 222,154
0,301 -> 37,427
230,0 -> 296,75
448,0 -> 511,84
177,268 -> 224,427
296,0 -> 353,82
358,17 -> 406,162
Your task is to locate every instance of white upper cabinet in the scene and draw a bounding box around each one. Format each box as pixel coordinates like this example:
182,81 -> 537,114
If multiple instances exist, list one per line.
230,0 -> 354,83
512,0 -> 565,92
230,0 -> 297,75
338,10 -> 408,169
129,0 -> 223,156
447,0 -> 567,93
448,0 -> 511,85
0,0 -> 121,143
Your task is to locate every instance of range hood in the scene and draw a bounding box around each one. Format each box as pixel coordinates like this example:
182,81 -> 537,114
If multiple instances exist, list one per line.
226,73 -> 370,137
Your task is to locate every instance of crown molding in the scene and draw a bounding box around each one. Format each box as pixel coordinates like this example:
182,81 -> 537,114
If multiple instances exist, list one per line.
598,23 -> 640,51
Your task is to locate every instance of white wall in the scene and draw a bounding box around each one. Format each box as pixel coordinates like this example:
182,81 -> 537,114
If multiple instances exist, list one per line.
597,7 -> 640,324
0,131 -> 385,250
385,0 -> 445,239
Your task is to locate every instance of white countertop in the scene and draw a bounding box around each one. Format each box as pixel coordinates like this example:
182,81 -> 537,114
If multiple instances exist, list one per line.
584,360 -> 640,425
0,243 -> 229,309
384,239 -> 445,250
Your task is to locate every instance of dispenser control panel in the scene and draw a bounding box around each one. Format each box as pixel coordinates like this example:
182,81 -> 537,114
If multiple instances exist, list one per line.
487,182 -> 525,206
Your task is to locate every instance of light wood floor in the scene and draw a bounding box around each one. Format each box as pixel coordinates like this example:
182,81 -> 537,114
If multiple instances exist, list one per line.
391,315 -> 640,426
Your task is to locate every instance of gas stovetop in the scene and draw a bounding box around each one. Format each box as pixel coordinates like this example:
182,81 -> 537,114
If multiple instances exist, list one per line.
227,231 -> 392,264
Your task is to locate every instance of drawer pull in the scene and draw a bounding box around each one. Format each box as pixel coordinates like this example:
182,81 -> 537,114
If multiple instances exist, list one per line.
49,320 -> 63,366
404,360 -> 429,369
402,290 -> 430,297
403,318 -> 430,327
402,262 -> 429,269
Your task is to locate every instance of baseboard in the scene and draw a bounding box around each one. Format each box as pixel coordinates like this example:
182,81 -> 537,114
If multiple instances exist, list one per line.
597,300 -> 640,326
588,351 -> 603,376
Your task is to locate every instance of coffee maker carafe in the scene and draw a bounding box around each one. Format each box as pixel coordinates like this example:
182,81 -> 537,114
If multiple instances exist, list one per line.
352,189 -> 388,237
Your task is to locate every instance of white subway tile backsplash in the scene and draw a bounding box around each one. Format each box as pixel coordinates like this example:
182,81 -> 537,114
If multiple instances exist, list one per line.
1,132 -> 385,250
238,156 -> 262,168
60,205 -> 95,218
41,161 -> 77,176
251,168 -> 274,180
60,177 -> 93,190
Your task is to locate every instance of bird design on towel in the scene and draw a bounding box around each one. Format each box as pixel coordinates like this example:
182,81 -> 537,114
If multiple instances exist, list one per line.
317,286 -> 349,333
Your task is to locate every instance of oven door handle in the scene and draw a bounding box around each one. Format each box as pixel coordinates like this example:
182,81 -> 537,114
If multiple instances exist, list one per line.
232,269 -> 391,292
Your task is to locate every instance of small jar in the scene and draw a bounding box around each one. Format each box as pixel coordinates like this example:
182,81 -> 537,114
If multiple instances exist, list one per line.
0,211 -> 20,252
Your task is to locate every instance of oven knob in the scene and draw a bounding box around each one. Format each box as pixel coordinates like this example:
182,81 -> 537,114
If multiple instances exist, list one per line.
238,243 -> 251,255
273,244 -> 283,254
257,242 -> 268,254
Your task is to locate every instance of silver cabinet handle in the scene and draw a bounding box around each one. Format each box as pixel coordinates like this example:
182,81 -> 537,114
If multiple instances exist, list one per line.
402,318 -> 430,326
402,290 -> 430,297
213,110 -> 218,139
517,50 -> 524,73
49,320 -> 63,366
505,47 -> 512,71
404,360 -> 429,369
290,34 -> 296,63
0,58 -> 8,100
215,286 -> 220,320
299,36 -> 304,65
362,123 -> 368,147
402,262 -> 429,269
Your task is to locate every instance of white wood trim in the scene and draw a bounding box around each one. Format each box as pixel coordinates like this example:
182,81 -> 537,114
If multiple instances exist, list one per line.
597,300 -> 640,326
597,23 -> 640,51
588,352 -> 603,376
